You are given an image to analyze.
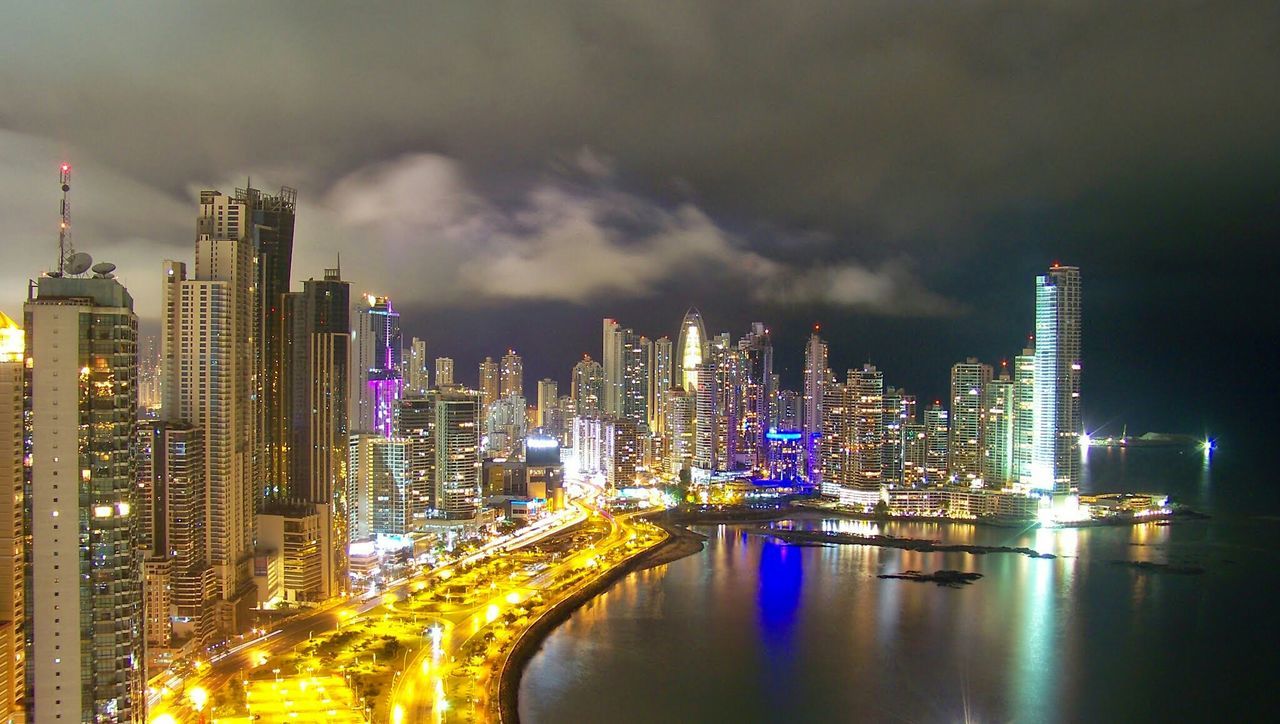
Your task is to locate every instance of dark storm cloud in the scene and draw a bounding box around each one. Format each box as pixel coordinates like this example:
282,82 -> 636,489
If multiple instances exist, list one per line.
2,1 -> 1279,440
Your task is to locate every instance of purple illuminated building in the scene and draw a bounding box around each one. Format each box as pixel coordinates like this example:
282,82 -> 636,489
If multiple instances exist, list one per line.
351,294 -> 403,436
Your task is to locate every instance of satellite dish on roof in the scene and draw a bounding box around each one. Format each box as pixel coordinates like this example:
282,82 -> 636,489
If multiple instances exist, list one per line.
91,262 -> 116,277
64,252 -> 93,276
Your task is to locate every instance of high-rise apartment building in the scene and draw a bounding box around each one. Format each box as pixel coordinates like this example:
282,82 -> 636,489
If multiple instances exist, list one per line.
571,355 -> 604,415
352,295 -> 403,437
737,323 -> 773,471
536,379 -> 558,428
434,357 -> 454,388
803,329 -> 828,482
1013,344 -> 1035,484
0,313 -> 24,720
478,357 -> 500,411
882,386 -> 906,485
651,337 -> 673,434
620,332 -> 651,428
25,272 -> 144,722
663,388 -> 696,477
819,380 -> 849,495
407,337 -> 429,396
161,190 -> 261,632
500,349 -> 523,400
1033,265 -> 1082,496
924,402 -> 950,484
982,368 -> 1016,486
601,319 -> 623,416
948,358 -> 993,483
849,365 -> 884,491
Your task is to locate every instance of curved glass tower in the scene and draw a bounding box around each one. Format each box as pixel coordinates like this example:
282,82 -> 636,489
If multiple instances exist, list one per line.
674,307 -> 709,391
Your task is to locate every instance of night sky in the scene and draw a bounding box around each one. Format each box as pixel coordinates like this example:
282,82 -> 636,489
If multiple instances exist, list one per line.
2,3 -> 1277,452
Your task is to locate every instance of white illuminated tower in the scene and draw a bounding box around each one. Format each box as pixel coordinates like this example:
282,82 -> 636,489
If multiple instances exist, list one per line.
674,308 -> 709,391
1032,265 -> 1082,496
26,270 -> 144,722
571,354 -> 604,414
500,348 -> 523,399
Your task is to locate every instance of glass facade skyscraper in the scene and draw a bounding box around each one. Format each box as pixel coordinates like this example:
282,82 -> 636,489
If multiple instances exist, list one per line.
1032,265 -> 1082,496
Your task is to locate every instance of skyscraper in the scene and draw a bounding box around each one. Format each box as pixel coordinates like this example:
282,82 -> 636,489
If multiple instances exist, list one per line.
849,365 -> 884,490
407,337 -> 429,396
0,313 -> 24,720
882,386 -> 905,485
1033,265 -> 1082,496
803,329 -> 828,482
352,294 -> 403,437
398,397 -> 436,524
500,349 -> 523,399
819,379 -> 849,495
663,388 -> 696,477
982,367 -> 1016,486
240,186 -> 298,526
948,358 -> 993,483
284,267 -> 350,597
571,355 -> 604,415
536,379 -> 559,428
674,308 -> 709,391
434,357 -> 454,387
738,323 -> 773,471
478,357 -> 500,410
161,190 -> 260,631
601,319 -> 623,416
651,336 -> 673,433
25,271 -> 144,722
433,390 -> 482,519
924,402 -> 949,484
620,332 -> 651,428
1013,343 -> 1035,484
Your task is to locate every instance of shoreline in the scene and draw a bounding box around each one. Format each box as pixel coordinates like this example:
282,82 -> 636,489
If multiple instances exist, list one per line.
496,518 -> 707,723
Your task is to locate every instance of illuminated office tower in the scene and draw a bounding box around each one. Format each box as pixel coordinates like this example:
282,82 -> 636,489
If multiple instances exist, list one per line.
849,365 -> 884,490
1012,344 -> 1035,484
478,357 -> 500,410
407,337 -> 429,396
924,402 -> 949,484
663,388 -> 696,477
1033,265 -> 1082,495
948,358 -> 993,483
882,386 -> 905,485
674,308 -> 709,391
652,336 -> 673,433
536,379 -> 558,428
737,323 -> 773,471
352,294 -> 402,437
819,380 -> 849,495
620,332 -> 652,428
500,349 -> 523,399
162,191 -> 260,631
284,267 -> 350,597
0,313 -> 23,720
571,354 -> 604,415
982,368 -> 1016,486
802,329 -> 828,482
25,270 -> 144,722
435,357 -> 454,388
433,390 -> 481,519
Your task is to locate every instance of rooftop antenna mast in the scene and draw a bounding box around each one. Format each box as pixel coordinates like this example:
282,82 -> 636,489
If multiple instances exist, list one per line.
56,163 -> 72,275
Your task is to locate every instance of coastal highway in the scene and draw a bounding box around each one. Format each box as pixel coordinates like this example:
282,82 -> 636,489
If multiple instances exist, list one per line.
390,501 -> 660,723
147,502 -> 589,723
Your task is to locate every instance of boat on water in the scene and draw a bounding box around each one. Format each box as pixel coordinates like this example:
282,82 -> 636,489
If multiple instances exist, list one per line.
1085,426 -> 1213,450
